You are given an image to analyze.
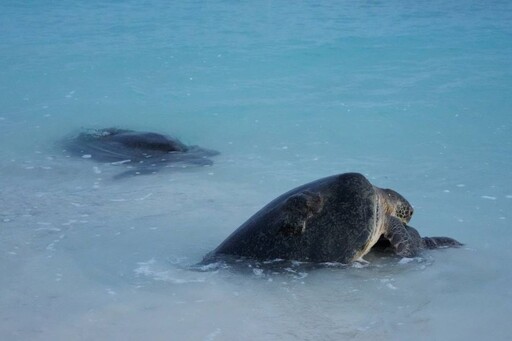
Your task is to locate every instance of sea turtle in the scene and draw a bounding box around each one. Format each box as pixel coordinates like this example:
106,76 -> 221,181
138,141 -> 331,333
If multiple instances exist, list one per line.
61,127 -> 219,178
205,172 -> 462,264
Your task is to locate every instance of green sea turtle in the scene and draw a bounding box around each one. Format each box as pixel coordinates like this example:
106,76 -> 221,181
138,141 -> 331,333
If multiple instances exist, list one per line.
61,128 -> 219,178
205,172 -> 462,264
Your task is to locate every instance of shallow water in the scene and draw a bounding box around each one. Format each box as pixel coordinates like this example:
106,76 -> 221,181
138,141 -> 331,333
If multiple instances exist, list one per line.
1,0 -> 512,340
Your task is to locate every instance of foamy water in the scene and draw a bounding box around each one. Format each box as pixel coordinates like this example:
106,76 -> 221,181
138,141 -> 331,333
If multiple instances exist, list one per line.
1,1 -> 511,340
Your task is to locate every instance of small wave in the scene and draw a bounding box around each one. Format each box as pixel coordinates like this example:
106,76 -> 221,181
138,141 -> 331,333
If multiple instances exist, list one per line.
134,259 -> 206,284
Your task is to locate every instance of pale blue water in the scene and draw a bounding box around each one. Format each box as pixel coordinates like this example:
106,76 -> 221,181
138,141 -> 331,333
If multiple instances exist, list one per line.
1,1 -> 511,340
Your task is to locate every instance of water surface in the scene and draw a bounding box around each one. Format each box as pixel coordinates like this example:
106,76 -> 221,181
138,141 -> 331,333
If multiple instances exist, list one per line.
1,1 -> 511,340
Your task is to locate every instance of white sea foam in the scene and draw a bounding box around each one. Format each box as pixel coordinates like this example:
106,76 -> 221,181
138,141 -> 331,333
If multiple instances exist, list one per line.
134,260 -> 205,284
204,328 -> 222,341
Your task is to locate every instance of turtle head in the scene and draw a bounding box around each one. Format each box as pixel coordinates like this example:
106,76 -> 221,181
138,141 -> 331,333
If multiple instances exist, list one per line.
382,188 -> 414,223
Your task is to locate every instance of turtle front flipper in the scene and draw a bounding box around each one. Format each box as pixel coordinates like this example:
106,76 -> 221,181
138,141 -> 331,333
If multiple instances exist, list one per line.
383,216 -> 423,258
277,190 -> 324,236
422,236 -> 463,249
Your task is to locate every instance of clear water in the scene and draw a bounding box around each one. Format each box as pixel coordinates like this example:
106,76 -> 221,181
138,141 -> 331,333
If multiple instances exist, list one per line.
1,0 -> 511,340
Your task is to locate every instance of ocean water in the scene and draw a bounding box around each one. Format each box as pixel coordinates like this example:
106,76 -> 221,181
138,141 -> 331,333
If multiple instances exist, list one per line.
1,0 -> 511,340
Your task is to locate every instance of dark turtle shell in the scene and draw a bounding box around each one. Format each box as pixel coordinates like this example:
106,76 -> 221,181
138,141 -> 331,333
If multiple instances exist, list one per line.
62,128 -> 189,163
61,128 -> 219,178
209,173 -> 377,263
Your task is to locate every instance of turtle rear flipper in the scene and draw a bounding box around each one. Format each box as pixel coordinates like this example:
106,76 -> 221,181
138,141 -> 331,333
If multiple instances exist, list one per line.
422,236 -> 463,249
277,191 -> 324,236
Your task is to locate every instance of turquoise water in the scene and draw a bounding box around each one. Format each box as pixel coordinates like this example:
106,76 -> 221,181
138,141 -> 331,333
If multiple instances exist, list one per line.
1,1 -> 511,340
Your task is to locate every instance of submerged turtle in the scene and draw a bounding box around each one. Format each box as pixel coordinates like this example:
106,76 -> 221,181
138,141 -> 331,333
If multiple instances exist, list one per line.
62,128 -> 219,178
205,172 -> 462,264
